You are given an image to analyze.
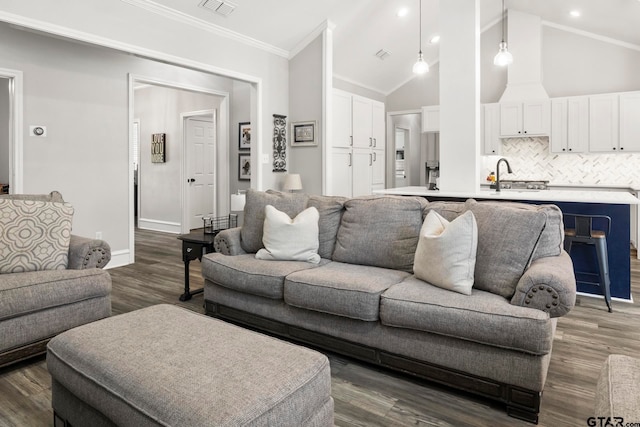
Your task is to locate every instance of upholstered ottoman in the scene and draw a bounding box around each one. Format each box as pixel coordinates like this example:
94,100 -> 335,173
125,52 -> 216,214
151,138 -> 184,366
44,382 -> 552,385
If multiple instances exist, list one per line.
47,304 -> 334,427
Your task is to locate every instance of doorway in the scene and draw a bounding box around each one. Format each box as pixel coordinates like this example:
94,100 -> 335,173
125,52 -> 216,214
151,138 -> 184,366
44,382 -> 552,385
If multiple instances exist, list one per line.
394,127 -> 409,187
0,68 -> 23,194
130,75 -> 230,257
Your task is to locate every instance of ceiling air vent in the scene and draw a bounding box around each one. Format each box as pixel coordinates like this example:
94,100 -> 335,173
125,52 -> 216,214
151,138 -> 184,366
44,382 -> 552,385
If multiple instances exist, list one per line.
375,49 -> 392,60
199,0 -> 237,17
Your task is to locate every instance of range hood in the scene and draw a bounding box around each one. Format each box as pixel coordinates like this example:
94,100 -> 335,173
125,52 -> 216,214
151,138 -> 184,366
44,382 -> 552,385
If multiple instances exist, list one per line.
499,10 -> 549,102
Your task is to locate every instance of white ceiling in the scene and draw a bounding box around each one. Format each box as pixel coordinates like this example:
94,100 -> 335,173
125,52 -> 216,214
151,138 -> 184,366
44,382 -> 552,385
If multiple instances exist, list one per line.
148,0 -> 640,95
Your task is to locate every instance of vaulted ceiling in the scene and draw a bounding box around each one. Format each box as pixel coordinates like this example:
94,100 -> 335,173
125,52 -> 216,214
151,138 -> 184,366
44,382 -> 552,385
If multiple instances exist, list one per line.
143,0 -> 640,95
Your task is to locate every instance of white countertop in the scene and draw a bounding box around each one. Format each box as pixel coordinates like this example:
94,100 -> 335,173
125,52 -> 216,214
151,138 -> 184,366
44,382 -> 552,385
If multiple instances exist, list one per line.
374,186 -> 640,205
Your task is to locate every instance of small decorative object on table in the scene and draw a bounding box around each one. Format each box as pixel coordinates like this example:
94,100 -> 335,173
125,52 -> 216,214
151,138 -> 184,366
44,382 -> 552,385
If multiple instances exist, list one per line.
203,214 -> 238,235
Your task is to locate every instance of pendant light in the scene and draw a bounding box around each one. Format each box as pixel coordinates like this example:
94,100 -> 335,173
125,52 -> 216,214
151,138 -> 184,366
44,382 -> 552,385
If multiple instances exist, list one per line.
412,0 -> 429,74
493,0 -> 513,66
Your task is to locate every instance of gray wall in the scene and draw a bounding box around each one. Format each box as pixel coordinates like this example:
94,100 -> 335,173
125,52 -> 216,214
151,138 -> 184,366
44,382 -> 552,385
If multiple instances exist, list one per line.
230,80 -> 252,196
0,78 -> 9,184
0,22 -> 239,256
289,35 -> 323,195
134,85 -> 224,228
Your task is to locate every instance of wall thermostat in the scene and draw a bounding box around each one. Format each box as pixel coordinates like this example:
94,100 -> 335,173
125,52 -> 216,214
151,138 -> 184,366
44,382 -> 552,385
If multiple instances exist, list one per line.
29,125 -> 47,137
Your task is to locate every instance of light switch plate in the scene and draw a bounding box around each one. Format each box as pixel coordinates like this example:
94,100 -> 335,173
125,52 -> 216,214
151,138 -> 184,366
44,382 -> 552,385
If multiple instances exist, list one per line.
29,126 -> 47,137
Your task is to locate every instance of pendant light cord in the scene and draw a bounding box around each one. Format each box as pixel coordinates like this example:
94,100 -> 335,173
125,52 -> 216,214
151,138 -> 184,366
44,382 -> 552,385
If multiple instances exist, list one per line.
501,0 -> 506,43
418,0 -> 422,54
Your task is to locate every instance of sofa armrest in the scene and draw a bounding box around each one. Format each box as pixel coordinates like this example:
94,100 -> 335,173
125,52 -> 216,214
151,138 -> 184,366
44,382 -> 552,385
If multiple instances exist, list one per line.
67,235 -> 111,269
511,251 -> 576,318
214,227 -> 247,256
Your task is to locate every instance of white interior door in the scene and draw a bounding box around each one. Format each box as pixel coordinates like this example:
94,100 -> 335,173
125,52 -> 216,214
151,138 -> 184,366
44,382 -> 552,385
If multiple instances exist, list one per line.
186,115 -> 216,230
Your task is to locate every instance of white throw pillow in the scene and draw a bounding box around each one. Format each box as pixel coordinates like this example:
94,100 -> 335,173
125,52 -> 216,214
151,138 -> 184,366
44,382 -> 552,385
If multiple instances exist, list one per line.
413,210 -> 478,295
256,205 -> 321,264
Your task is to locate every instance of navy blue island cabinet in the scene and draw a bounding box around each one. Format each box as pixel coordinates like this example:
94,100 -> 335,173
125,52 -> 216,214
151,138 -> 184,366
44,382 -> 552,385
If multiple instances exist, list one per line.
375,186 -> 640,301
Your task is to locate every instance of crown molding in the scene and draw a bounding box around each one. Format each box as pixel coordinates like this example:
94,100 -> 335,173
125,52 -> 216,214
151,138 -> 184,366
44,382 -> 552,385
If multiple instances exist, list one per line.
289,19 -> 335,59
542,20 -> 640,52
120,0 -> 289,58
333,73 -> 387,97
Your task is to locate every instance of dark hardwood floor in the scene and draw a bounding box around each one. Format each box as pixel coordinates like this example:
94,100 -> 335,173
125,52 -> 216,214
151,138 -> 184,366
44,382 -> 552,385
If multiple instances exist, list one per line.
1,228 -> 639,427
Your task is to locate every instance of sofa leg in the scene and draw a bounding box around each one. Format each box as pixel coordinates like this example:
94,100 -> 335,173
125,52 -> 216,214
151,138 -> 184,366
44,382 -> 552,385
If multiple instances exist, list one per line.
54,411 -> 71,427
507,405 -> 539,424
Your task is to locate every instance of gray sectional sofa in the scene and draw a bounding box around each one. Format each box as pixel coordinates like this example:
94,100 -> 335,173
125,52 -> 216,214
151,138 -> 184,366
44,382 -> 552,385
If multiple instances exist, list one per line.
202,189 -> 577,423
0,192 -> 112,368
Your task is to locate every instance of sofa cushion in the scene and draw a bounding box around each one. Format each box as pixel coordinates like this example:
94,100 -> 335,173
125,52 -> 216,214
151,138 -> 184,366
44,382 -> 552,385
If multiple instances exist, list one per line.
380,276 -> 554,355
485,201 -> 564,260
464,199 -> 546,299
414,210 -> 478,296
256,205 -> 320,264
240,189 -> 309,253
306,195 -> 347,259
0,199 -> 74,273
201,253 -> 327,299
0,191 -> 65,203
332,196 -> 427,272
423,201 -> 466,222
285,262 -> 410,321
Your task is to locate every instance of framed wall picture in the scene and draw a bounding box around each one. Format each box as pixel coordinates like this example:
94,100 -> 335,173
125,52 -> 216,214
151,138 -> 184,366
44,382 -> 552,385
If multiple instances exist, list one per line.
290,121 -> 317,147
239,122 -> 251,150
238,153 -> 251,181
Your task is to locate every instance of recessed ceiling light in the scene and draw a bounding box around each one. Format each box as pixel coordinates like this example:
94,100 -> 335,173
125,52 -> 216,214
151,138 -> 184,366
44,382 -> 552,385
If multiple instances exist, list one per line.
397,7 -> 409,17
429,35 -> 440,44
569,10 -> 581,17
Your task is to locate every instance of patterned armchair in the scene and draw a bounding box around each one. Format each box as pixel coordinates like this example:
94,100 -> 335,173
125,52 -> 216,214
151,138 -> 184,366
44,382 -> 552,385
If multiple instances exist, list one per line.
0,192 -> 112,368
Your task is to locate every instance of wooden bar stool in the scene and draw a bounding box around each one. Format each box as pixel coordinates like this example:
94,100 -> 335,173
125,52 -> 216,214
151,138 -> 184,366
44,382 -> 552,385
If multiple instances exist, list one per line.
563,214 -> 612,312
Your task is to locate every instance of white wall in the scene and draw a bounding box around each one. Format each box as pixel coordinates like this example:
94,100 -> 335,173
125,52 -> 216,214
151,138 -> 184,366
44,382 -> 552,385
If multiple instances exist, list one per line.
385,63 -> 440,112
333,77 -> 385,103
387,114 -> 422,187
230,80 -> 252,195
289,35 -> 323,195
0,77 -> 9,184
134,85 -> 224,229
0,1 -> 289,264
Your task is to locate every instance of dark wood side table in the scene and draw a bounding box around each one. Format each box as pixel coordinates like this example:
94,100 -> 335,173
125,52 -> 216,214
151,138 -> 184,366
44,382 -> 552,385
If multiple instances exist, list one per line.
177,231 -> 216,301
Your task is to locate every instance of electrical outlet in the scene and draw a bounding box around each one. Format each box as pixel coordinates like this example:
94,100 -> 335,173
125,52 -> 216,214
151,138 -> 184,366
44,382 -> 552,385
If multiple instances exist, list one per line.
95,231 -> 102,240
261,153 -> 269,164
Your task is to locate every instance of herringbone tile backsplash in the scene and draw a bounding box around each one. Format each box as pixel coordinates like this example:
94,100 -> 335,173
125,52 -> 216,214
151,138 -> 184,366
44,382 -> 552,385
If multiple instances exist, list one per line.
482,137 -> 640,188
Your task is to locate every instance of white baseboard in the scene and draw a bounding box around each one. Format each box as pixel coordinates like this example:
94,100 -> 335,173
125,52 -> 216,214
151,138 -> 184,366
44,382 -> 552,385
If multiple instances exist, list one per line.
138,218 -> 181,234
104,249 -> 131,269
576,291 -> 633,303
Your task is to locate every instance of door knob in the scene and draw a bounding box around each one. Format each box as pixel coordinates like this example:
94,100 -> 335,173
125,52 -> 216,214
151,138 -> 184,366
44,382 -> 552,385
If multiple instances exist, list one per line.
188,178 -> 195,183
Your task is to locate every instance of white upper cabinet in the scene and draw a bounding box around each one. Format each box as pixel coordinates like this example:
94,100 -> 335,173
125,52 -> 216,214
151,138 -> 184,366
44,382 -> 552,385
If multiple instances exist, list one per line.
482,103 -> 501,155
550,97 -> 588,153
332,90 -> 353,149
352,95 -> 373,149
589,94 -> 620,153
421,106 -> 440,133
500,100 -> 549,137
620,92 -> 640,152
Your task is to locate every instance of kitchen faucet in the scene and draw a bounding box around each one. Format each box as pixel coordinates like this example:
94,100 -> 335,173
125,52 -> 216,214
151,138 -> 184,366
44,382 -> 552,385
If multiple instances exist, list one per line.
495,158 -> 513,193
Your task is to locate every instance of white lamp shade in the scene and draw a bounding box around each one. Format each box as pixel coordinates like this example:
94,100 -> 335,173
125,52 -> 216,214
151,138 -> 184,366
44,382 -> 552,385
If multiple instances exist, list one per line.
412,53 -> 429,74
493,42 -> 513,66
230,193 -> 246,212
283,174 -> 303,191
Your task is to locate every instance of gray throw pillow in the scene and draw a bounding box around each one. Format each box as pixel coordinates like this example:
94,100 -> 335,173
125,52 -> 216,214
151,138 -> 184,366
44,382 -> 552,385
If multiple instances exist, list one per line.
333,196 -> 427,272
464,199 -> 546,299
240,189 -> 308,253
306,195 -> 347,259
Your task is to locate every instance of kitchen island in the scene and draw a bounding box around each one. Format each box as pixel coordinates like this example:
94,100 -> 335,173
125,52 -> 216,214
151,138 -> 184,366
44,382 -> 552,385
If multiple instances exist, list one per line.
374,186 -> 640,301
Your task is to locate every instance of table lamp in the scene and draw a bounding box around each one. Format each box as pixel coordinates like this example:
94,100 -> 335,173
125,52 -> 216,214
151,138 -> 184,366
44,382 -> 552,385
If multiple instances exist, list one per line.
283,174 -> 302,193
